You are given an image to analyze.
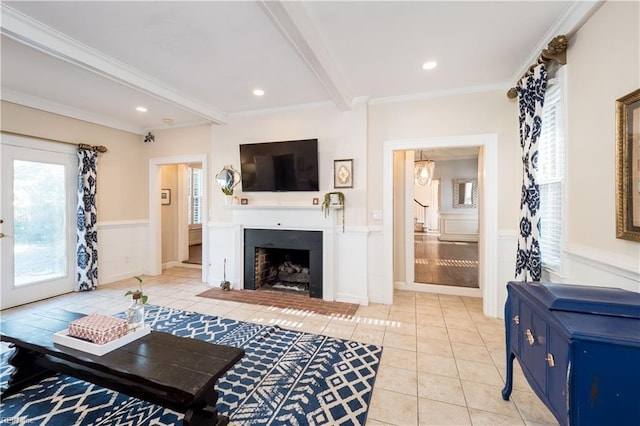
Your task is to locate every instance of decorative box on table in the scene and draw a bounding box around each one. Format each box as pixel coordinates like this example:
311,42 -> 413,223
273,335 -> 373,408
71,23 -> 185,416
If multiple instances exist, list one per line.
68,314 -> 128,345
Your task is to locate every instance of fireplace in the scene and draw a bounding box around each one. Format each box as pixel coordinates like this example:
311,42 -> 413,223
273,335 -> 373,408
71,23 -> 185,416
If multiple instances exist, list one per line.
244,229 -> 323,298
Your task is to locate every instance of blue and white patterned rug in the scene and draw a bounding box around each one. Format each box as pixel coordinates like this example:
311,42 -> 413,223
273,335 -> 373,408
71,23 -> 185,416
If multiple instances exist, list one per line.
0,305 -> 382,425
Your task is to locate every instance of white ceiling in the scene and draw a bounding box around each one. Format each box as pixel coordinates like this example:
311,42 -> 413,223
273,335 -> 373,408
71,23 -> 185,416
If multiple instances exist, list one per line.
1,1 -> 599,135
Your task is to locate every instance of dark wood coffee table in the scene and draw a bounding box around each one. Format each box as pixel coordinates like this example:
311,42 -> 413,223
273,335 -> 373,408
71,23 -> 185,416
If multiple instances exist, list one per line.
0,309 -> 244,426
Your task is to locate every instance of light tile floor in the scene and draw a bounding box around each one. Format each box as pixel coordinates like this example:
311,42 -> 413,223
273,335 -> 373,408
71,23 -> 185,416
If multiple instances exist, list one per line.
1,267 -> 558,425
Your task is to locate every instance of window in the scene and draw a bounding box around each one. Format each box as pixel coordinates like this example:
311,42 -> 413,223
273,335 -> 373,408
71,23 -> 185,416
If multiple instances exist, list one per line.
188,165 -> 202,225
538,74 -> 566,271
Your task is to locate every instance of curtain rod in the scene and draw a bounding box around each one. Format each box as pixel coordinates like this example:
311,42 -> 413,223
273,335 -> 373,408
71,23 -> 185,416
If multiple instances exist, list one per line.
506,35 -> 568,99
1,130 -> 108,153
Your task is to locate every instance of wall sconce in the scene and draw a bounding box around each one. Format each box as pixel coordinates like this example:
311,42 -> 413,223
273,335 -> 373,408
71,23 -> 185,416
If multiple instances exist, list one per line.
144,132 -> 155,143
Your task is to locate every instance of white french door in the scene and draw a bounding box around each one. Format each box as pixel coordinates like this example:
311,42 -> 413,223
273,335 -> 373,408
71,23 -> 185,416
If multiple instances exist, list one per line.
1,135 -> 76,309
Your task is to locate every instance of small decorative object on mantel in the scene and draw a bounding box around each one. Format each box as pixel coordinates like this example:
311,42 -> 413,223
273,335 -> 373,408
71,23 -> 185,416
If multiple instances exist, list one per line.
124,276 -> 148,330
215,165 -> 241,205
321,191 -> 345,232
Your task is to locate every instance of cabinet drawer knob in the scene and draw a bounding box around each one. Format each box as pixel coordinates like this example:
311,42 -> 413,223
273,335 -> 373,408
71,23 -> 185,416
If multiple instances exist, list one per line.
525,329 -> 535,345
513,315 -> 519,325
546,353 -> 555,367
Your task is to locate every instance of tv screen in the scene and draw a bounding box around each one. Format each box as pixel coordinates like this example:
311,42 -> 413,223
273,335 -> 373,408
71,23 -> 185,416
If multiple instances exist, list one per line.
239,139 -> 319,192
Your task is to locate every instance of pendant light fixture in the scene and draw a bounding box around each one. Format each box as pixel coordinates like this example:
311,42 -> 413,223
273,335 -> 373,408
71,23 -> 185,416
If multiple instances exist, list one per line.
414,151 -> 435,186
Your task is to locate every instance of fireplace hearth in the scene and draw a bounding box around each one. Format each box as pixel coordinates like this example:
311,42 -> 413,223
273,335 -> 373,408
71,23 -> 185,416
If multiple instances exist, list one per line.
244,229 -> 323,298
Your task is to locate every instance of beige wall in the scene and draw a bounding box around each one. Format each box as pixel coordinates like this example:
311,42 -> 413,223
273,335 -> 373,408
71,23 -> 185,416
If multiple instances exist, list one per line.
1,101 -> 147,221
368,91 -> 520,230
565,0 -> 640,265
140,124 -> 212,160
160,165 -> 179,263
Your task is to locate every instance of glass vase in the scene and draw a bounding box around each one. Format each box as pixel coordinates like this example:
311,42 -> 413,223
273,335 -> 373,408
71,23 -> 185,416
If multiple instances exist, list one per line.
127,292 -> 145,330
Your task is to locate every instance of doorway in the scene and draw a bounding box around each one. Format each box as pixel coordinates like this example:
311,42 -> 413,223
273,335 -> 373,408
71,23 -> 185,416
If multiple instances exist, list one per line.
159,163 -> 203,268
410,150 -> 479,289
1,135 -> 76,309
184,163 -> 203,266
149,155 -> 208,283
382,134 -> 499,317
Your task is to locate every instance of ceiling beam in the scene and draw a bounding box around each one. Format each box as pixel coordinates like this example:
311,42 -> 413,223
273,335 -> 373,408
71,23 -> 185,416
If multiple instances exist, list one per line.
258,1 -> 353,111
0,4 -> 228,125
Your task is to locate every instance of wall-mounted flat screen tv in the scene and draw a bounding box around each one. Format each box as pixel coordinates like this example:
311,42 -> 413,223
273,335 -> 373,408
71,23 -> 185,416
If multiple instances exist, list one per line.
239,139 -> 319,192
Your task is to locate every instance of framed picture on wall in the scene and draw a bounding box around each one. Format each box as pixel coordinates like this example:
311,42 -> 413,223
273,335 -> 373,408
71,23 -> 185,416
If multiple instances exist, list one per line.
334,159 -> 353,188
615,88 -> 640,242
161,189 -> 171,205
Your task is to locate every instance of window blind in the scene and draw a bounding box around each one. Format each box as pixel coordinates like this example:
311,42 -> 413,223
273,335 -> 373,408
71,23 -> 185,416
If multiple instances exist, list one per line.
188,166 -> 203,225
538,83 -> 564,270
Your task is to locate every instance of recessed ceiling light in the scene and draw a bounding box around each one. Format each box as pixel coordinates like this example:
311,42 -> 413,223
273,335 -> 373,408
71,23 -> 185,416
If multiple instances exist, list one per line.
422,61 -> 438,70
162,118 -> 174,125
253,89 -> 265,97
136,106 -> 147,112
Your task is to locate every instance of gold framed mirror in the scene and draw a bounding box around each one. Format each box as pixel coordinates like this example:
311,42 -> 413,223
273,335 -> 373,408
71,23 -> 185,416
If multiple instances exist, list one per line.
615,88 -> 640,242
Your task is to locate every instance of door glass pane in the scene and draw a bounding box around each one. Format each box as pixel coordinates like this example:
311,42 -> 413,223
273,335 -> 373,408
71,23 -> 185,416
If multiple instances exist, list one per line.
13,160 -> 67,286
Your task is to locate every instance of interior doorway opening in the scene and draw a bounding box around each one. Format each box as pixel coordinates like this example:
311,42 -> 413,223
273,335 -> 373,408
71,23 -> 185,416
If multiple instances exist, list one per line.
409,149 -> 480,289
382,134 -> 499,317
149,155 -> 208,283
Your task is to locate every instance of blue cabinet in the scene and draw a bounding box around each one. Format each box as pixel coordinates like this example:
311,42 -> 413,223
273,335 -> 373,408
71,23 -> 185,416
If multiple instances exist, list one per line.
502,281 -> 640,425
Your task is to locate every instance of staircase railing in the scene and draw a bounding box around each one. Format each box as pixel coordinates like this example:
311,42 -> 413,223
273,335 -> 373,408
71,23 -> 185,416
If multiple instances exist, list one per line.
414,199 -> 428,230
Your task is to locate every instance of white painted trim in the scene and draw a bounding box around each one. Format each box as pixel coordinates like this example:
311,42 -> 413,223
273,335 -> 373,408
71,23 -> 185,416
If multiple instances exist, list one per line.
177,164 -> 189,263
335,292 -> 368,305
383,134 -> 499,316
258,1 -> 353,111
162,261 -> 181,269
99,270 -> 146,286
1,4 -> 227,125
396,282 -> 482,298
97,220 -> 149,229
149,154 -> 208,282
144,119 -> 211,133
1,89 -> 145,135
565,243 -> 640,280
404,151 -> 416,287
228,100 -> 336,118
369,83 -> 507,105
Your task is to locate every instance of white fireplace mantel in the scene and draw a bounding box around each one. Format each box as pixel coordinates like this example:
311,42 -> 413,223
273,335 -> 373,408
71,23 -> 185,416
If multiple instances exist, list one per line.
230,204 -> 337,231
208,204 -> 368,305
212,205 -> 340,302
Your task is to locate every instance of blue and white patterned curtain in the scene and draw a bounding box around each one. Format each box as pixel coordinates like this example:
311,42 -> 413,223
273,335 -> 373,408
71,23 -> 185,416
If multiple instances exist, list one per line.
76,148 -> 99,291
515,64 -> 548,282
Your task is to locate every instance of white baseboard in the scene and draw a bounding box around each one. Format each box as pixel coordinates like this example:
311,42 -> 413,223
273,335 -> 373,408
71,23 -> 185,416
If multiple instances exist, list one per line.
395,281 -> 482,298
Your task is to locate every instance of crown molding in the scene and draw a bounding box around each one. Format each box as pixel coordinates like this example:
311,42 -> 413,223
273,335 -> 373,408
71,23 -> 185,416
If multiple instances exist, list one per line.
258,0 -> 353,112
368,83 -> 507,105
228,100 -> 336,118
508,1 -> 604,86
1,89 -> 145,135
0,4 -> 227,125
144,119 -> 212,133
